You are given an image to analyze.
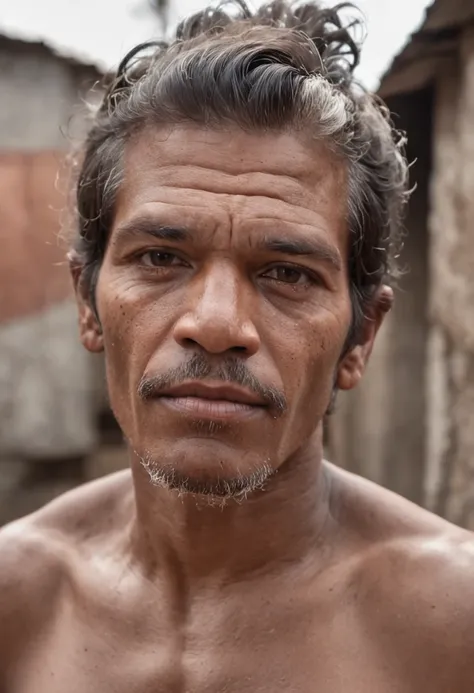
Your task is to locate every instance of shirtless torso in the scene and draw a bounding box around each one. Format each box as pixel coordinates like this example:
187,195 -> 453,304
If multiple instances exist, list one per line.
5,5 -> 473,688
1,463 -> 473,693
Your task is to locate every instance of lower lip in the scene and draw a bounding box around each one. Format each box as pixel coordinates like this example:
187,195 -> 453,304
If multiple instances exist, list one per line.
158,396 -> 264,421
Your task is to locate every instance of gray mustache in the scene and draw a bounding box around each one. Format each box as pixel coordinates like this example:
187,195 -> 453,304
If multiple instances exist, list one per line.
137,353 -> 287,416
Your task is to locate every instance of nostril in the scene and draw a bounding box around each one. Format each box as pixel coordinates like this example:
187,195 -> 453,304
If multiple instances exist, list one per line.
173,318 -> 259,356
181,337 -> 200,348
231,345 -> 248,354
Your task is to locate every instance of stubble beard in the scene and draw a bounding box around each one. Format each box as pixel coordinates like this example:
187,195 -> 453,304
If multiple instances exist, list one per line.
138,451 -> 275,507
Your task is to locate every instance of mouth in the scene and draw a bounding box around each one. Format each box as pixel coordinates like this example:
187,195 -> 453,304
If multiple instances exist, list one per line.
156,382 -> 267,422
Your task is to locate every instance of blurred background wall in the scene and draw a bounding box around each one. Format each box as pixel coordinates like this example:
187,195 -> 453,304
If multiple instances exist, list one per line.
0,0 -> 473,528
0,34 -> 127,523
328,0 -> 474,530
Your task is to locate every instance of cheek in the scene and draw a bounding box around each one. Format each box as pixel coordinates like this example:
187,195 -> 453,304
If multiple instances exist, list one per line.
273,340 -> 337,456
101,311 -> 135,418
96,275 -> 150,403
97,270 -> 183,410
282,314 -> 348,416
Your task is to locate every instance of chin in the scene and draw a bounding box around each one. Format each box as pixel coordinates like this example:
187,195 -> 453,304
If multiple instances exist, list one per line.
137,437 -> 275,501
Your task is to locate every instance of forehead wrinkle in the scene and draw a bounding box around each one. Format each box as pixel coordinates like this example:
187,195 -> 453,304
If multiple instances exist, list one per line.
116,187 -> 319,237
229,197 -> 347,247
112,195 -> 346,260
123,169 -> 317,212
132,124 -> 335,176
117,132 -> 348,247
123,139 -> 347,210
112,199 -> 221,238
242,216 -> 339,239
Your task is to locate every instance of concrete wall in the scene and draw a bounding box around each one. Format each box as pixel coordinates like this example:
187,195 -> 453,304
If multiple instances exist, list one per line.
328,89 -> 432,505
0,44 -> 101,460
0,43 -> 97,151
0,300 -> 96,458
0,47 -> 75,150
425,27 -> 474,529
329,30 -> 474,529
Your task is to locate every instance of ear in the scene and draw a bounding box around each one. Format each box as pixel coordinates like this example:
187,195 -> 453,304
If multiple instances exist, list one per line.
336,285 -> 393,392
68,252 -> 104,354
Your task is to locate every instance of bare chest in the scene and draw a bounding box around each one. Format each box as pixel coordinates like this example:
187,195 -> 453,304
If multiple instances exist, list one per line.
11,634 -> 412,693
9,587 -> 427,693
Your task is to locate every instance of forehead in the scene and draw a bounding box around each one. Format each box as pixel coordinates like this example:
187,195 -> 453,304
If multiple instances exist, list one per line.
113,125 -> 348,245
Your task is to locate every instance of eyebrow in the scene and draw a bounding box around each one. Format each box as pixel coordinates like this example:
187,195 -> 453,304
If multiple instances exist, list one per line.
261,237 -> 342,272
113,218 -> 190,244
113,216 -> 342,272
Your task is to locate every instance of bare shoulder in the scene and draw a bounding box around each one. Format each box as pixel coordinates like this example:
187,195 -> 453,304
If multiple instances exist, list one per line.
364,532 -> 474,690
0,470 -> 132,671
329,464 -> 474,688
330,461 -> 474,589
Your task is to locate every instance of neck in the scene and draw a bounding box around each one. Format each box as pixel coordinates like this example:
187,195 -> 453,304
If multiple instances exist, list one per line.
130,431 -> 336,584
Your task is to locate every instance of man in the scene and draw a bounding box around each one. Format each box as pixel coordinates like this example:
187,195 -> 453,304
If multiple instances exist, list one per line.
1,1 -> 473,690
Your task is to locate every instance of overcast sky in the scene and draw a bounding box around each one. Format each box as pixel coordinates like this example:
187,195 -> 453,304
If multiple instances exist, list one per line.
0,0 -> 431,89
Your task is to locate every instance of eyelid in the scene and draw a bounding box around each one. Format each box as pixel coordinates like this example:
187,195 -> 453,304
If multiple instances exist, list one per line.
261,262 -> 320,282
136,248 -> 188,262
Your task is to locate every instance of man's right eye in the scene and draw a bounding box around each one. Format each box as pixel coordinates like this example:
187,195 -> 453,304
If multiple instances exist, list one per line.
139,251 -> 183,267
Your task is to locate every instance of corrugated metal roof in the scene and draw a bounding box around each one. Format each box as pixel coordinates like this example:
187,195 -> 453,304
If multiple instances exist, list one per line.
379,0 -> 474,97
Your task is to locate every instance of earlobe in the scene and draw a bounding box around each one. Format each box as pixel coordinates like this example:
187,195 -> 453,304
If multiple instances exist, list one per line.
69,253 -> 104,354
336,285 -> 394,392
336,345 -> 365,391
79,304 -> 104,353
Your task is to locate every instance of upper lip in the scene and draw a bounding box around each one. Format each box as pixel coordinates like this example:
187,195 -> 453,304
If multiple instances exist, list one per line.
157,382 -> 266,406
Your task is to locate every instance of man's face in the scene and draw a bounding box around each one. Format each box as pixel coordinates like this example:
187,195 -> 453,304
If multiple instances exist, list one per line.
77,125 -> 363,496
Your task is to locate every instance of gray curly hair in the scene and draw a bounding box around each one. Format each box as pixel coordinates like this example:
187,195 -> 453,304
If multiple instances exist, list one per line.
73,0 -> 409,347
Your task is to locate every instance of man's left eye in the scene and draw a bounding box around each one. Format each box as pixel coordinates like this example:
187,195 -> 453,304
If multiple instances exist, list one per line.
140,251 -> 182,267
263,266 -> 312,285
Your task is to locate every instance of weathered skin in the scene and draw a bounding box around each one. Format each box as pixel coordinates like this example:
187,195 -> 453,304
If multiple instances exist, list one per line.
1,127 -> 473,692
2,466 -> 474,692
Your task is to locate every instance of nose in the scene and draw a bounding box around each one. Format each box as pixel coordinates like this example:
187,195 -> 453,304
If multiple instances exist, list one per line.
172,263 -> 260,356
